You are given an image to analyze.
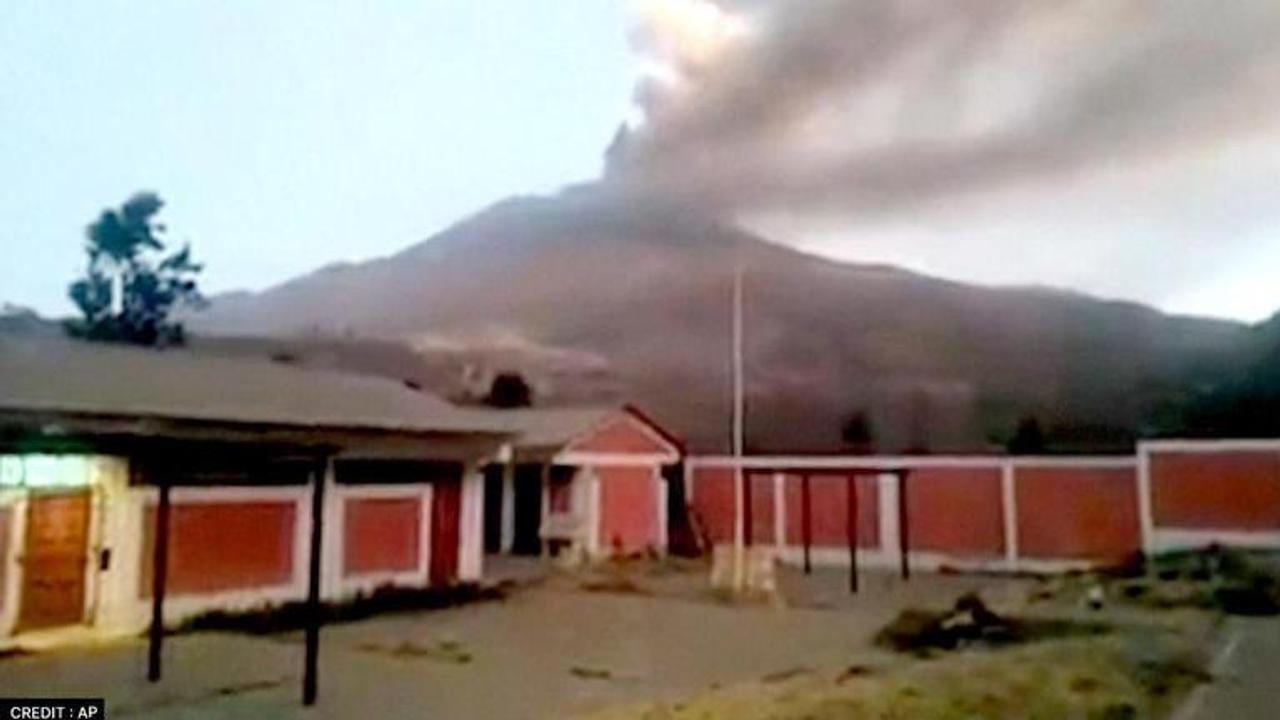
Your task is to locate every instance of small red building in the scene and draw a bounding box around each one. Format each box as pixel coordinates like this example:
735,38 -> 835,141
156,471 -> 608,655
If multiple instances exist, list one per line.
481,406 -> 683,561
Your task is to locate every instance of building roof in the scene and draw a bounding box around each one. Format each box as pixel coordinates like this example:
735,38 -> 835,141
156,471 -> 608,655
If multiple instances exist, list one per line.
0,337 -> 510,437
481,404 -> 683,457
480,406 -> 619,449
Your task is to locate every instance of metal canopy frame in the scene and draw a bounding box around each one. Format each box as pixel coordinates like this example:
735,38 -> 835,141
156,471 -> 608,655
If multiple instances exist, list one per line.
144,442 -> 336,708
742,467 -> 914,593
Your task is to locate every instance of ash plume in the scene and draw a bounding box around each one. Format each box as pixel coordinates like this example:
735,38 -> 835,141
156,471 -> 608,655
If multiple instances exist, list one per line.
612,0 -> 1280,217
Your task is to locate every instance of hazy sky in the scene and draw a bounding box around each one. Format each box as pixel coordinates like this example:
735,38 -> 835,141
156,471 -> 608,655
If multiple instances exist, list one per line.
3,1 -> 1279,323
0,2 -> 634,316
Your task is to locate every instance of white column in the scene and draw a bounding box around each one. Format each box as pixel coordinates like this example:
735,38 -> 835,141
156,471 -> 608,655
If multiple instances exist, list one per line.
90,456 -> 147,635
732,464 -> 745,588
1001,461 -> 1019,570
293,469 -> 320,602
773,472 -> 785,550
656,467 -> 669,556
458,466 -> 485,582
539,465 -> 551,555
878,473 -> 900,560
1136,444 -> 1155,557
1,489 -> 30,637
320,459 -> 344,600
587,468 -> 602,558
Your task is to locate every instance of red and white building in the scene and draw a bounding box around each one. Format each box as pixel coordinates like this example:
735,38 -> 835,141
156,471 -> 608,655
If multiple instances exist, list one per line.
481,406 -> 683,561
0,339 -> 512,642
0,339 -> 686,645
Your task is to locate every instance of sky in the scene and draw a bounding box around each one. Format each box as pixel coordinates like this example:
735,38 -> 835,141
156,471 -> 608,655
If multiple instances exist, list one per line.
2,1 -> 1278,324
0,2 -> 634,316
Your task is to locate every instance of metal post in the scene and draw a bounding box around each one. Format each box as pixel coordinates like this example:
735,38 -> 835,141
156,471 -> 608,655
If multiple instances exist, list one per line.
302,459 -> 329,706
539,462 -> 551,557
847,474 -> 858,594
742,470 -> 754,548
147,479 -> 171,682
730,259 -> 746,590
801,473 -> 812,575
501,450 -> 516,553
897,470 -> 911,581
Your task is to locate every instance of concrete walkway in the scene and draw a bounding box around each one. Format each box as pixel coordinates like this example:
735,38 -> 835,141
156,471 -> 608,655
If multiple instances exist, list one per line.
0,584 -> 891,719
1176,616 -> 1280,720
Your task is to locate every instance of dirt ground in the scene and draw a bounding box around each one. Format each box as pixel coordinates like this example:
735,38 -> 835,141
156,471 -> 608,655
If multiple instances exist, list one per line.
0,562 -> 1216,719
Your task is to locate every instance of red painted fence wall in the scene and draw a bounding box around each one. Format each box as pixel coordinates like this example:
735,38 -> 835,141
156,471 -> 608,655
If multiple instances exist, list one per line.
783,473 -> 879,548
1150,451 -> 1280,531
343,497 -> 421,577
690,466 -> 736,544
690,461 -> 1138,564
691,469 -> 880,548
905,468 -> 1004,557
747,472 -> 775,545
141,501 -> 296,597
1016,466 -> 1139,561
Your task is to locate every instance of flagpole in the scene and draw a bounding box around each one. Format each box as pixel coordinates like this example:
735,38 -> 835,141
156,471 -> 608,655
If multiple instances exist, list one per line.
731,252 -> 746,591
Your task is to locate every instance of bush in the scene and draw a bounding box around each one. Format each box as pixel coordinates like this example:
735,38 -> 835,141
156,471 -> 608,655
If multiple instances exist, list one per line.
180,582 -> 506,635
875,593 -> 1109,656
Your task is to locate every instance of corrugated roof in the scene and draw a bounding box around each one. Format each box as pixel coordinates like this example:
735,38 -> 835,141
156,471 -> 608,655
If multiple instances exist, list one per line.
0,337 -> 509,436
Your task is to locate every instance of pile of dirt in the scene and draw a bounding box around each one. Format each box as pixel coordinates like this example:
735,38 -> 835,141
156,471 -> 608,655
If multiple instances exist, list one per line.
876,593 -> 1109,656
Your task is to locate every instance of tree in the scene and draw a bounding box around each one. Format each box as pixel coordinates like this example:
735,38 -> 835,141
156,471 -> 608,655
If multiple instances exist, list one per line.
66,192 -> 203,346
484,372 -> 533,408
840,410 -> 876,453
1007,416 -> 1046,455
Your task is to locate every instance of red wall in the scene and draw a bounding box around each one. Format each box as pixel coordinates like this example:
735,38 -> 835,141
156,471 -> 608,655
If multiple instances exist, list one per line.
1151,451 -> 1280,530
784,473 -> 879,548
1016,466 -> 1139,561
598,466 -> 660,554
141,501 -> 296,597
568,415 -> 670,455
745,472 -> 775,545
690,466 -> 736,544
904,468 -> 1005,557
343,497 -> 421,577
689,449 -> 1280,565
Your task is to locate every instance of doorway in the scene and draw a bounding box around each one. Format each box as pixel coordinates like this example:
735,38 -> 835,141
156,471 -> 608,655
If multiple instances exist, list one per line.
18,490 -> 91,631
482,464 -> 503,554
511,464 -> 543,556
429,476 -> 462,586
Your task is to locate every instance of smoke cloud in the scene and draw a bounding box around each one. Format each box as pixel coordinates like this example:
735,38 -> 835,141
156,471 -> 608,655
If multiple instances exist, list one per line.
614,0 -> 1280,217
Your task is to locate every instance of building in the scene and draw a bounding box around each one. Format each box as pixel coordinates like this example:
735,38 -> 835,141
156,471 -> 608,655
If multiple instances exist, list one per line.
0,338 -> 518,641
12,336 -> 1274,647
480,406 -> 684,561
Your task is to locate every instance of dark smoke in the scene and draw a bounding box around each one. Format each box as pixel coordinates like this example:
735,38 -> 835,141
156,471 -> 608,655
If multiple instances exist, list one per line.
612,0 -> 1280,217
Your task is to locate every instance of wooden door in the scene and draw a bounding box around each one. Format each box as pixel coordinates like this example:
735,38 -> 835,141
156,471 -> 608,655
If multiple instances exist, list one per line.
19,491 -> 91,631
430,477 -> 462,586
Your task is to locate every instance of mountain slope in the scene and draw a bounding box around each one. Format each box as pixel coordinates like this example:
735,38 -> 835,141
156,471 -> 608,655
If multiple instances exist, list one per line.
194,187 -> 1250,452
